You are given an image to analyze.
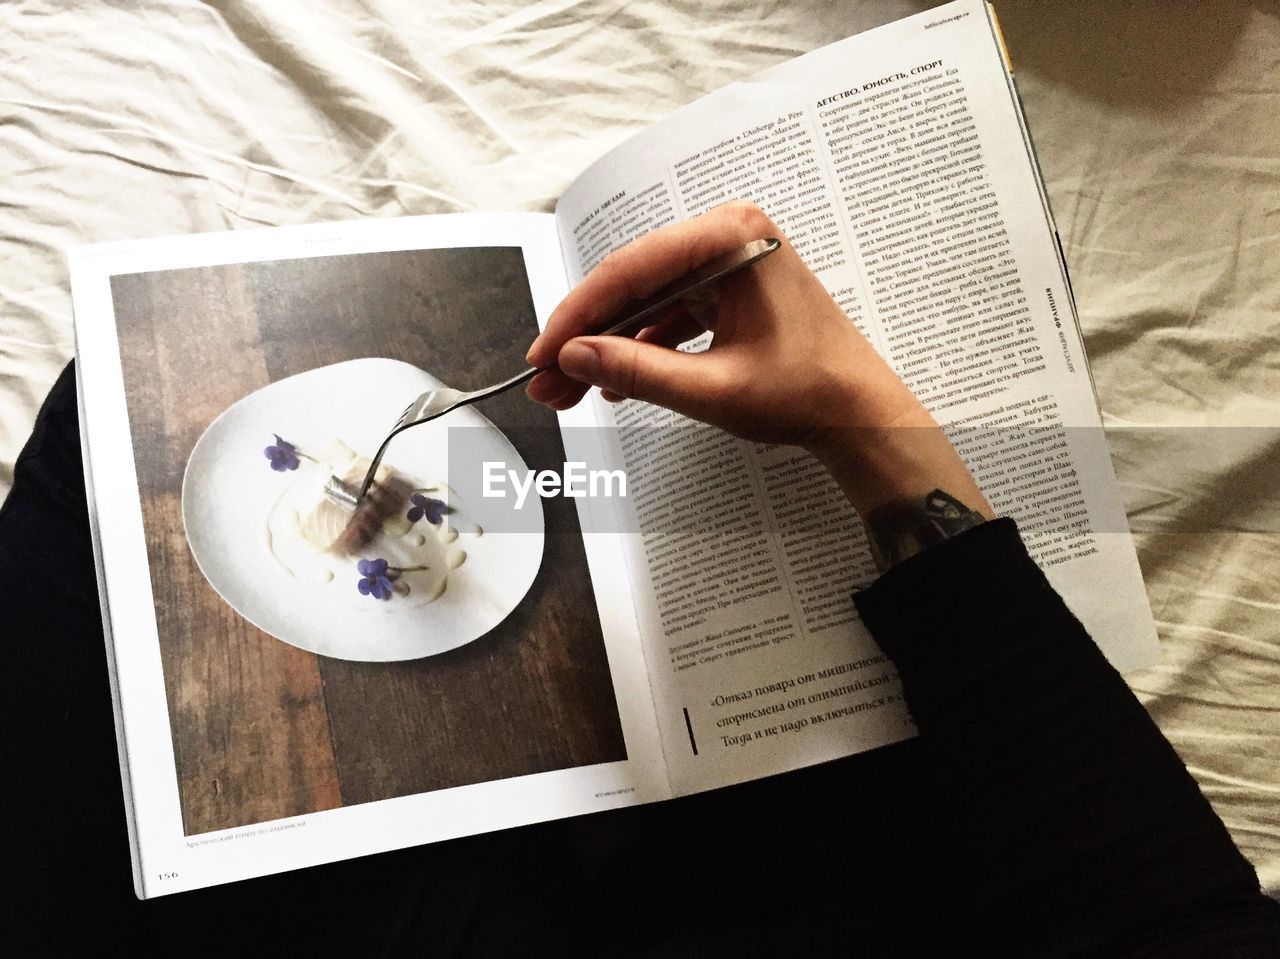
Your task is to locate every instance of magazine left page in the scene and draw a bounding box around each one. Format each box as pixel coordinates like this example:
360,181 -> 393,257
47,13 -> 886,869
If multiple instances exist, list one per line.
69,213 -> 669,898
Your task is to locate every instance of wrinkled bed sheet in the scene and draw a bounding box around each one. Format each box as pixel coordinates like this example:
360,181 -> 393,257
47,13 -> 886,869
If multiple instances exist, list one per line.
2,1 -> 1277,888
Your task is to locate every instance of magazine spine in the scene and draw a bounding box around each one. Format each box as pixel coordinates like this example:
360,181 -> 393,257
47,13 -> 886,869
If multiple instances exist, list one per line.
984,3 -> 1099,411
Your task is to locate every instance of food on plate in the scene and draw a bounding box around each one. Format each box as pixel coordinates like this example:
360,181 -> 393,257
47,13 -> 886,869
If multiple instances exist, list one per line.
295,441 -> 412,555
263,436 -> 473,608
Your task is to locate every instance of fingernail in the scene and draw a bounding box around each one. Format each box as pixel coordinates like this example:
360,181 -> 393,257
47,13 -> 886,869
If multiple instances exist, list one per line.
526,372 -> 573,405
525,337 -> 541,365
559,340 -> 601,384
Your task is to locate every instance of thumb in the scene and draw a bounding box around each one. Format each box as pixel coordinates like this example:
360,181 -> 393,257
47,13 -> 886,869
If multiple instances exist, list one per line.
558,336 -> 723,418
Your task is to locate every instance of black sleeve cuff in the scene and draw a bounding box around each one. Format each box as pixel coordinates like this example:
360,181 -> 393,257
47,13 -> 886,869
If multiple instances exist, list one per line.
850,516 -> 1280,952
853,517 -> 1070,691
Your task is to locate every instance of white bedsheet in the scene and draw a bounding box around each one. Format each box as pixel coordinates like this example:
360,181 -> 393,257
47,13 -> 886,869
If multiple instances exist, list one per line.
2,0 -> 1276,889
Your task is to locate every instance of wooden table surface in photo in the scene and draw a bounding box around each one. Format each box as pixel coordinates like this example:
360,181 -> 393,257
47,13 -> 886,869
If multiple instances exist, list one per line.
112,247 -> 627,834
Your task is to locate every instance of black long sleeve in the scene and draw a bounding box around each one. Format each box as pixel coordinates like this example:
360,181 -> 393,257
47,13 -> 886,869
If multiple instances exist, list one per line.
6,367 -> 1278,956
853,518 -> 1280,956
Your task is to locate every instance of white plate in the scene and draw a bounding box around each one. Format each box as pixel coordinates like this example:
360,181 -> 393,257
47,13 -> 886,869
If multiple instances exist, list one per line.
181,358 -> 544,661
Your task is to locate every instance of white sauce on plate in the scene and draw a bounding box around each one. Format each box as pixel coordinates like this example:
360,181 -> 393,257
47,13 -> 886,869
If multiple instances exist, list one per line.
264,439 -> 479,610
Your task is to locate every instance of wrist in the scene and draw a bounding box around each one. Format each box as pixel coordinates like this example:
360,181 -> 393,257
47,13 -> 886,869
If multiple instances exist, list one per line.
806,397 -> 938,506
812,416 -> 994,570
863,489 -> 989,571
798,354 -> 923,459
791,354 -> 995,568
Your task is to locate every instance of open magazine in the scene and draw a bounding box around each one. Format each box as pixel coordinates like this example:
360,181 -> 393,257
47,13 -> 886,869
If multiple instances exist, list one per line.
69,0 -> 1158,897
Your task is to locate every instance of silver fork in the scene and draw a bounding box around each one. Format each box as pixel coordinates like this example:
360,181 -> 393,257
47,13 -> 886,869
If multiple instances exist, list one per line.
325,237 -> 780,508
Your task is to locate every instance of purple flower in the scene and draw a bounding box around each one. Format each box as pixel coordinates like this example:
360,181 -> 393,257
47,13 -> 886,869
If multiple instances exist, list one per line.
264,434 -> 300,472
357,558 -> 394,600
407,493 -> 449,525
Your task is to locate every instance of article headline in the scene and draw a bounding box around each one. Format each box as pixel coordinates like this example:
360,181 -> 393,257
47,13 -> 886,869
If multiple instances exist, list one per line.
815,59 -> 944,108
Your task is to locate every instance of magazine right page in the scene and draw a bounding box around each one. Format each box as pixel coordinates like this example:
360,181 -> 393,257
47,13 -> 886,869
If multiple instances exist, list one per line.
556,0 -> 1160,796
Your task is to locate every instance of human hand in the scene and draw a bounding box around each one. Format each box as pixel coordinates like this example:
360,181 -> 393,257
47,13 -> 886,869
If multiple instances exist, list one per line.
526,201 -> 991,526
527,202 -> 918,448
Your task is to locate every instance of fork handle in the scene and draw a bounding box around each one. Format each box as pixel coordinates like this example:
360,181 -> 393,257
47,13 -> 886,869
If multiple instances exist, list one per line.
576,236 -> 779,344
480,237 -> 781,401
351,238 -> 780,502
509,239 -> 778,391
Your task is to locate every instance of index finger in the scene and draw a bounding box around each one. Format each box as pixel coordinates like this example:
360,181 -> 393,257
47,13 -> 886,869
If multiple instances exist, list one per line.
526,200 -> 779,368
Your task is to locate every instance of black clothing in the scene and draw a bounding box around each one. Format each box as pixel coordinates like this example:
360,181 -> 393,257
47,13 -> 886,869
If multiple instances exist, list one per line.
857,519 -> 1280,956
2,363 -> 1277,956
